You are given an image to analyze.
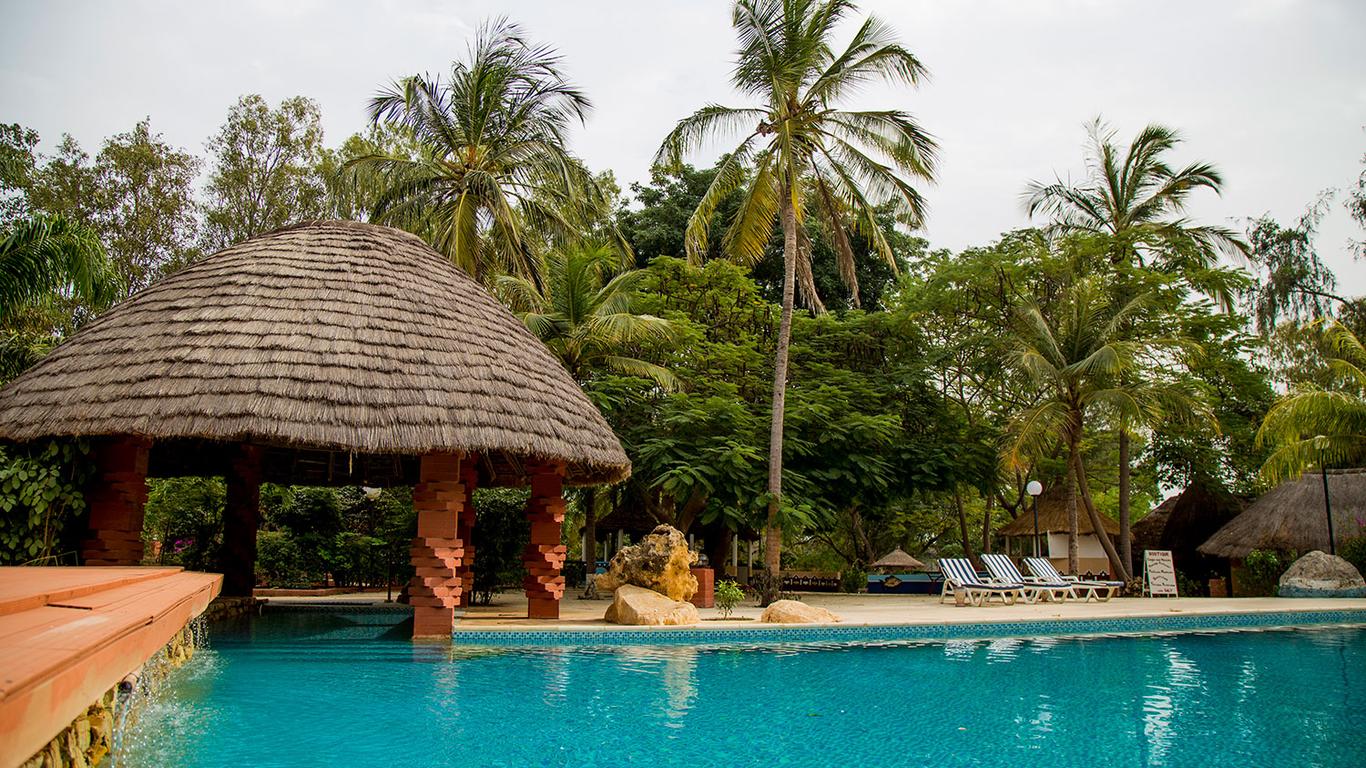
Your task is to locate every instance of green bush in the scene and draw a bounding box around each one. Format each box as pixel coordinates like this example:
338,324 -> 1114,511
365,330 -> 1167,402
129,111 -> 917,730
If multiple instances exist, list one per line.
144,477 -> 224,572
839,568 -> 866,594
1339,536 -> 1366,578
255,530 -> 303,587
0,439 -> 93,564
471,488 -> 531,605
715,579 -> 744,618
1241,549 -> 1292,596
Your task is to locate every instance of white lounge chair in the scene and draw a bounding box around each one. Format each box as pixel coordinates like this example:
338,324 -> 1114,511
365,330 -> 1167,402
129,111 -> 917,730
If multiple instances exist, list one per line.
938,558 -> 1023,606
981,554 -> 1071,604
1023,557 -> 1123,602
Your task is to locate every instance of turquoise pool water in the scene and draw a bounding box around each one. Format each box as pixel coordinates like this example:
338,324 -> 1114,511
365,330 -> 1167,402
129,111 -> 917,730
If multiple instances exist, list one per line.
121,613 -> 1366,767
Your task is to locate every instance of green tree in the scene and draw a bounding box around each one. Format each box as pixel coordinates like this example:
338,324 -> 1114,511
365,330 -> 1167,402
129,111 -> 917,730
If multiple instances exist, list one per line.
1244,199 -> 1350,334
202,94 -> 328,250
1007,275 -> 1202,580
1256,319 -> 1366,483
348,19 -> 610,284
1,214 -> 119,326
657,0 -> 936,602
496,242 -> 677,388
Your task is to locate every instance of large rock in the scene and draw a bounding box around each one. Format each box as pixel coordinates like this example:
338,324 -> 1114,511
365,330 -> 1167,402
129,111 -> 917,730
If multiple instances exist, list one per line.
1278,550 -> 1366,598
595,524 -> 698,602
604,584 -> 700,625
758,599 -> 842,624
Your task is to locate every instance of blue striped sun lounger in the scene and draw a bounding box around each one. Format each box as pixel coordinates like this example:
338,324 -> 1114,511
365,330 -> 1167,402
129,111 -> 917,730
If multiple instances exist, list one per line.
981,553 -> 1072,604
1023,557 -> 1124,602
938,557 -> 1023,606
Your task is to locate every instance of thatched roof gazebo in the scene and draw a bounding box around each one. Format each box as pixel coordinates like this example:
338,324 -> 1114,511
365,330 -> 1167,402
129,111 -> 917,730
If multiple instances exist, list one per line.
1199,469 -> 1366,559
997,486 -> 1120,574
870,548 -> 925,572
1133,484 -> 1243,581
0,221 -> 630,636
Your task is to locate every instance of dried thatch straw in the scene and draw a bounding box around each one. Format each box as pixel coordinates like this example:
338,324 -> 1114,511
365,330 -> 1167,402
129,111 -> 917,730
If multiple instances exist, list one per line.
0,221 -> 630,484
997,485 -> 1122,537
870,547 -> 925,571
1199,469 -> 1366,558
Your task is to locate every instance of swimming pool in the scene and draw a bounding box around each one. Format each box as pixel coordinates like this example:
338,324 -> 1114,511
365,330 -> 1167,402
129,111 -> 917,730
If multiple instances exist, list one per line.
120,611 -> 1365,767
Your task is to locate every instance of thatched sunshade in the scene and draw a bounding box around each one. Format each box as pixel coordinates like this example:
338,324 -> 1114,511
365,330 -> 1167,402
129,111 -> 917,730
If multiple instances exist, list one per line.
0,221 -> 629,485
997,486 -> 1122,537
870,548 -> 925,571
1199,469 -> 1366,559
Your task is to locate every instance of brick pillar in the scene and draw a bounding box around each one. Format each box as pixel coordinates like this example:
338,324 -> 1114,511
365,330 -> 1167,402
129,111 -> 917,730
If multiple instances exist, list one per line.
220,445 -> 262,596
82,436 -> 153,566
410,452 -> 466,638
454,460 -> 478,607
523,465 -> 566,619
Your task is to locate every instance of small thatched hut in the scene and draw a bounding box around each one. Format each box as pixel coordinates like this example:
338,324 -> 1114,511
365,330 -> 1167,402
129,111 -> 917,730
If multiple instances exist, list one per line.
0,221 -> 630,636
1199,469 -> 1366,559
998,485 -> 1121,574
870,548 -> 926,572
1132,484 -> 1244,592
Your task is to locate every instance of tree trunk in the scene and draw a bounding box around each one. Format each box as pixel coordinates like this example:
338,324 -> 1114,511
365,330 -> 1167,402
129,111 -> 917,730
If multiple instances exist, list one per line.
980,491 -> 994,554
1073,450 -> 1132,582
1118,429 -> 1133,578
953,485 -> 975,566
581,488 -> 598,597
1066,435 -> 1081,576
762,190 -> 799,606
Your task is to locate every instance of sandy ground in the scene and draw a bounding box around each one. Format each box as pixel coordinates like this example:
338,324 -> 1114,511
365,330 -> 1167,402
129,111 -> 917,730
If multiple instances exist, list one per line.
259,589 -> 1366,631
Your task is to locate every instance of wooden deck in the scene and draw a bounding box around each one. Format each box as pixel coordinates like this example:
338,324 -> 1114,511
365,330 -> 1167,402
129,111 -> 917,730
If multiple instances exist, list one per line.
0,566 -> 221,768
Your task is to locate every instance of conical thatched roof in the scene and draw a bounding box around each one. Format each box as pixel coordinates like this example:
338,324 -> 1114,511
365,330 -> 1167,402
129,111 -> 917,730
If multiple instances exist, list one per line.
870,547 -> 925,570
998,485 -> 1121,536
1199,469 -> 1366,558
0,221 -> 629,485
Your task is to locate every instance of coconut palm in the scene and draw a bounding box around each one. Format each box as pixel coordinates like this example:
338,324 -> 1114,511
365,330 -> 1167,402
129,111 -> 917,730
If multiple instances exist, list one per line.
1007,278 -> 1205,581
656,0 -> 936,603
347,19 -> 609,285
1257,319 -> 1366,484
495,242 -> 677,389
1025,119 -> 1247,273
1026,119 -> 1246,573
1,214 -> 119,324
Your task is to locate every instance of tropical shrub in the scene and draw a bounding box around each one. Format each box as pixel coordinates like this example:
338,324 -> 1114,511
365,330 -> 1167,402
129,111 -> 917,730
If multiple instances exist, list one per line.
1241,548 -> 1293,596
715,579 -> 744,619
255,529 -> 303,587
0,439 -> 93,564
1339,535 -> 1366,579
143,477 -> 225,572
471,487 -> 531,606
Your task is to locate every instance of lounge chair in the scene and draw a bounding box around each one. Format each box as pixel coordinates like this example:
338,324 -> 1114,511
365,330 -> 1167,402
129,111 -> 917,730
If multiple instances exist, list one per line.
981,554 -> 1071,604
938,558 -> 1023,606
1023,557 -> 1123,602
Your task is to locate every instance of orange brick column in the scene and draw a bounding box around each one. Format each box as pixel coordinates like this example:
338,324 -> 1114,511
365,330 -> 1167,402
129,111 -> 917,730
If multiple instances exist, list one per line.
523,465 -> 566,619
221,445 -> 262,596
410,452 -> 466,638
454,460 -> 478,607
81,436 -> 153,566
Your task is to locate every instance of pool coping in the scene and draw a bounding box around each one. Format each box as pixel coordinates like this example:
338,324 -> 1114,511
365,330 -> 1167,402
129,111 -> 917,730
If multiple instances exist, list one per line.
446,608 -> 1366,646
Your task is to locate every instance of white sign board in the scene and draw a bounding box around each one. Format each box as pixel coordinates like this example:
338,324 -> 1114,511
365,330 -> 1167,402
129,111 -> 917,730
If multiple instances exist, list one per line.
1144,550 -> 1179,597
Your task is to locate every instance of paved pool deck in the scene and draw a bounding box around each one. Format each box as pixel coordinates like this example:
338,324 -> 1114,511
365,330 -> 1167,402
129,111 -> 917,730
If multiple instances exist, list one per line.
261,589 -> 1366,631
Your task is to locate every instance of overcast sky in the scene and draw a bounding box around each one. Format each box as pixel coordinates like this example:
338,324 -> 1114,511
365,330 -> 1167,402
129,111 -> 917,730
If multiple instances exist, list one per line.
3,0 -> 1364,284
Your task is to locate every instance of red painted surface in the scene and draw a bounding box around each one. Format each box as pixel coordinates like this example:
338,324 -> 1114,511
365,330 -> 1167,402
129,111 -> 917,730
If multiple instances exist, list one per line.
0,566 -> 221,767
409,453 -> 466,637
81,437 -> 152,566
689,567 -> 715,609
523,466 -> 566,620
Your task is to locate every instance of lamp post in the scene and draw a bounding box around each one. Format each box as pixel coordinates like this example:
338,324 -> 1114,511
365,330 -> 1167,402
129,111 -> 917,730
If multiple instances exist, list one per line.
1314,435 -> 1336,556
1026,481 -> 1044,558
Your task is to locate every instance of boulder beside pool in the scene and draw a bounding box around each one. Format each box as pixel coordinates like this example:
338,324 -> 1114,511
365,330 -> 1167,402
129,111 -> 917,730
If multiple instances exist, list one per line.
604,584 -> 700,625
1277,550 -> 1366,597
595,524 -> 699,602
759,600 -> 842,624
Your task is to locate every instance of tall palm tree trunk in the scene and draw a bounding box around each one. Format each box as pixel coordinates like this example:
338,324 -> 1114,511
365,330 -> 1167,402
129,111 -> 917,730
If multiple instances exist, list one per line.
1118,429 -> 1133,577
1072,450 -> 1133,582
1065,436 -> 1081,575
762,191 -> 798,606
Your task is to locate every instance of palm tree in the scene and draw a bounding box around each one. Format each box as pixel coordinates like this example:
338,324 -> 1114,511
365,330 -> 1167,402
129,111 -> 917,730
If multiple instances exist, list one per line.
1025,119 -> 1245,573
496,242 -> 678,389
497,242 -> 677,580
1007,277 -> 1203,581
1,214 -> 119,324
1257,319 -> 1366,483
347,19 -> 609,284
656,0 -> 936,603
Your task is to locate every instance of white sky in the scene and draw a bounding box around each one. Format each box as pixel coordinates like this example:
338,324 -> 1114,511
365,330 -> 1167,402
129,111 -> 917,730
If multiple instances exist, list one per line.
3,0 -> 1364,285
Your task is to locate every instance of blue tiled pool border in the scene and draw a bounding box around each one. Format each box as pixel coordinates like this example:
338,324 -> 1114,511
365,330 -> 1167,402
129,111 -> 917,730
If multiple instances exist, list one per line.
449,609 -> 1366,646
